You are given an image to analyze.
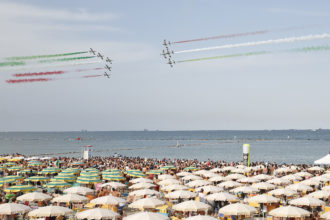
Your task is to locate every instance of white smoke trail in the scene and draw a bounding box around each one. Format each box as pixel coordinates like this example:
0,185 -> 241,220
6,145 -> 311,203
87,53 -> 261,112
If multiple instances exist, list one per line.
174,33 -> 330,54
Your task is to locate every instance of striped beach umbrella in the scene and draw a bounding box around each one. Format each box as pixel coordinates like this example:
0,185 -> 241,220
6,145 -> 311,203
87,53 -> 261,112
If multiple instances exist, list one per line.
160,165 -> 176,170
40,167 -> 61,174
19,169 -> 37,174
146,170 -> 163,175
28,161 -> 43,166
2,175 -> 23,181
184,166 -> 198,171
103,175 -> 125,181
0,178 -> 16,184
7,166 -> 23,171
53,176 -> 76,183
3,162 -> 17,167
76,176 -> 101,184
46,181 -> 72,188
5,185 -> 36,193
26,176 -> 49,182
80,172 -> 100,178
72,161 -> 84,165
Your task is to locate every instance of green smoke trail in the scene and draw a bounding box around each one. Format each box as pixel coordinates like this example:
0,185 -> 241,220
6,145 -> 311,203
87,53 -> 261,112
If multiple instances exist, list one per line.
39,56 -> 96,63
6,51 -> 88,61
178,51 -> 269,63
0,61 -> 25,67
290,45 -> 330,52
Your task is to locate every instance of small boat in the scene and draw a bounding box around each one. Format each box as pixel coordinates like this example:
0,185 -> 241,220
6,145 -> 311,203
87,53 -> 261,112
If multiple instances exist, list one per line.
176,141 -> 183,148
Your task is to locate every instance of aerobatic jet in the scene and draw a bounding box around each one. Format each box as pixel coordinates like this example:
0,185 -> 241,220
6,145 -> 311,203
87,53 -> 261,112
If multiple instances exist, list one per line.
97,52 -> 104,60
161,50 -> 173,59
105,65 -> 112,71
167,59 -> 175,68
105,57 -> 112,64
89,48 -> 96,55
104,72 -> 111,78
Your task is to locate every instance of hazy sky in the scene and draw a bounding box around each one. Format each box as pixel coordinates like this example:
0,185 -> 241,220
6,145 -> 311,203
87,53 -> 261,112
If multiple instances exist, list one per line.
1,0 -> 330,131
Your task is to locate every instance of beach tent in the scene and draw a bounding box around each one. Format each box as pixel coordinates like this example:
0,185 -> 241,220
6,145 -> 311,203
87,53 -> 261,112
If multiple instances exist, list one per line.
314,153 -> 330,165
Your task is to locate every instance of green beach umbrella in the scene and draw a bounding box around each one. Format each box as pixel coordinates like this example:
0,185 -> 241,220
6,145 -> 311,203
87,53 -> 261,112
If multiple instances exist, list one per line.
80,173 -> 100,178
184,166 -> 198,171
40,167 -> 61,174
2,175 -> 24,181
76,176 -> 101,184
53,176 -> 76,182
28,161 -> 43,166
146,170 -> 163,175
103,176 -> 125,181
160,165 -> 177,170
46,181 -> 71,188
19,169 -> 37,174
7,166 -> 23,171
5,185 -> 36,193
3,162 -> 17,167
26,176 -> 49,182
0,178 -> 16,184
72,161 -> 84,165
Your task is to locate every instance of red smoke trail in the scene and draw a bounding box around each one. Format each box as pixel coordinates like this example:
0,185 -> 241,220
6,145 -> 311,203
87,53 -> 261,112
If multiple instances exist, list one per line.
13,67 -> 103,77
6,78 -> 52,83
173,30 -> 268,44
83,74 -> 103,78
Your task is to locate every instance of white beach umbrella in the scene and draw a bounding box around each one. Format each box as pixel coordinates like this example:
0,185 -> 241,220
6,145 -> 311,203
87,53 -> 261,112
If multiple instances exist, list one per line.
186,180 -> 211,188
254,174 -> 273,181
231,186 -> 259,194
158,179 -> 180,186
182,175 -> 203,181
166,190 -> 196,199
123,212 -> 169,220
64,186 -> 94,195
130,178 -> 153,184
289,196 -> 325,206
237,177 -> 260,184
208,176 -> 226,182
231,168 -> 246,174
210,168 -> 222,173
218,203 -> 257,216
252,182 -> 276,190
312,176 -> 330,182
162,184 -> 188,191
196,185 -> 223,194
203,172 -> 219,178
274,167 -> 292,174
173,201 -> 211,212
282,174 -> 302,181
248,194 -> 280,204
267,178 -> 291,186
101,182 -> 126,189
177,171 -> 192,177
129,189 -> 160,197
129,182 -> 155,190
322,185 -> 330,191
206,192 -> 238,202
158,174 -> 176,180
308,166 -> 325,172
128,198 -> 165,209
51,194 -> 89,203
222,166 -> 235,171
0,203 -> 31,215
76,208 -> 119,220
269,206 -> 310,218
194,170 -> 211,176
225,174 -> 245,180
218,181 -> 243,189
28,206 -> 74,217
268,188 -> 297,197
185,216 -> 218,220
307,190 -> 330,199
91,195 -> 126,205
295,171 -> 313,177
300,179 -> 320,186
17,192 -> 52,202
286,183 -> 313,192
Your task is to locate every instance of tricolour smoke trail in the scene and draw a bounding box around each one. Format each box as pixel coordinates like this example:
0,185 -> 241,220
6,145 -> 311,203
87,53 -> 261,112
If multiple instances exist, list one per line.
173,30 -> 268,44
0,61 -> 25,67
5,51 -> 88,61
13,67 -> 103,77
174,33 -> 330,54
6,74 -> 103,84
177,45 -> 330,63
178,51 -> 268,63
39,56 -> 96,63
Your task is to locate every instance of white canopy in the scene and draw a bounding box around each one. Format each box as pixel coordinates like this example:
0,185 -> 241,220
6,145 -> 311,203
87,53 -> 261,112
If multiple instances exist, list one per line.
314,153 -> 330,165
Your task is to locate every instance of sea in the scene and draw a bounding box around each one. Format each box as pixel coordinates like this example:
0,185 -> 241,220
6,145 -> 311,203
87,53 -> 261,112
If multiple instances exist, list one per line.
1,130 -> 330,165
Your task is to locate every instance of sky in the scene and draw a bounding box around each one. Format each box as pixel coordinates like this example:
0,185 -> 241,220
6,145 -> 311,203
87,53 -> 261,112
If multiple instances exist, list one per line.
1,0 -> 330,131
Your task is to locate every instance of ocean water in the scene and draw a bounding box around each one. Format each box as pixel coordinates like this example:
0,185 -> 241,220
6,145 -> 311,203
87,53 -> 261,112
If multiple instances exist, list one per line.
0,130 -> 330,164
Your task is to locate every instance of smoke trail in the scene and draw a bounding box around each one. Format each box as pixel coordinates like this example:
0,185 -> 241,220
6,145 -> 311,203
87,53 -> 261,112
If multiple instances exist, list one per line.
178,51 -> 269,63
291,45 -> 330,52
0,61 -> 25,67
39,56 -> 95,63
173,30 -> 268,44
6,74 -> 103,84
5,51 -> 88,61
83,74 -> 103,78
13,67 -> 103,77
174,33 -> 330,54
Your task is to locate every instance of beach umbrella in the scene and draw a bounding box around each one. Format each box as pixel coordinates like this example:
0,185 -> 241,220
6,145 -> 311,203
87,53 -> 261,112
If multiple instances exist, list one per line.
282,174 -> 302,181
194,170 -> 211,176
76,208 -> 120,220
268,188 -> 297,197
286,183 -> 313,192
182,175 -> 203,181
52,193 -> 89,203
274,167 -> 292,174
322,185 -> 330,191
210,168 -> 223,173
129,189 -> 160,197
218,203 -> 257,216
308,166 -> 324,172
231,186 -> 259,194
158,174 -> 176,180
28,160 -> 43,166
186,180 -> 211,188
101,182 -> 126,189
129,182 -> 155,190
205,192 -> 238,202
103,175 -> 125,181
0,178 -> 16,184
7,166 -> 23,171
146,170 -> 163,175
222,166 -> 235,171
26,176 -> 49,182
19,169 -> 37,174
64,186 -> 94,195
231,168 -> 247,174
185,216 -> 218,220
2,175 -> 23,181
267,178 -> 291,186
28,206 -> 74,217
76,176 -> 101,184
85,168 -> 100,172
252,182 -> 276,190
237,177 -> 260,184
46,181 -> 71,188
17,192 -> 52,202
129,198 -> 165,209
162,184 -> 188,192
4,185 -> 36,193
160,165 -> 176,170
130,178 -> 153,184
248,194 -> 280,204
166,190 -> 196,199
40,167 -> 61,174
225,174 -> 245,180
307,190 -> 330,199
173,201 -> 211,212
289,196 -> 325,206
72,161 -> 84,166
295,171 -> 313,177
0,203 -> 31,215
208,176 -> 226,183
312,175 -> 330,182
123,212 -> 169,220
177,171 -> 192,177
196,185 -> 223,194
269,206 -> 310,218
300,179 -> 320,186
254,174 -> 273,181
91,195 -> 126,205
321,211 -> 330,219
184,166 -> 198,171
3,162 -> 17,167
53,175 -> 76,182
158,179 -> 181,186
218,181 -> 243,189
